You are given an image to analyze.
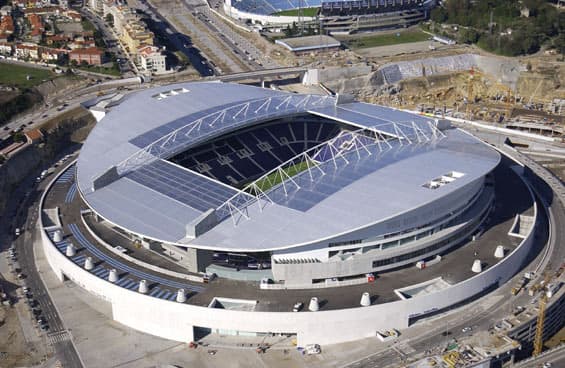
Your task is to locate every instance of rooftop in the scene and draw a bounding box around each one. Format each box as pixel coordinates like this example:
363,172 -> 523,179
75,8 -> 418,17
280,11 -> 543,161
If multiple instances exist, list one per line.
47,156 -> 537,311
77,83 -> 500,251
69,47 -> 103,56
275,35 -> 340,52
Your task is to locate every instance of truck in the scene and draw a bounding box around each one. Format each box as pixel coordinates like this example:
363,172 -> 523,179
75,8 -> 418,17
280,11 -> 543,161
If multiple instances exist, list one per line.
511,277 -> 529,295
302,344 -> 321,355
546,282 -> 562,298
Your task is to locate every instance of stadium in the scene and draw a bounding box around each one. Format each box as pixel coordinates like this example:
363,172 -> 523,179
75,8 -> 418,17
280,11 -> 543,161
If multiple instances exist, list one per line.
40,82 -> 542,345
224,0 -> 436,33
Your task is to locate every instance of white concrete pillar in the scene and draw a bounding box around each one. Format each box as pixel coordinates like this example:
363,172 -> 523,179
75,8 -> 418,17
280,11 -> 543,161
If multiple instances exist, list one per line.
84,256 -> 94,270
176,289 -> 186,303
308,297 -> 319,312
108,269 -> 118,283
472,259 -> 482,273
494,245 -> 505,259
138,279 -> 148,294
360,292 -> 371,307
53,230 -> 63,243
65,243 -> 76,257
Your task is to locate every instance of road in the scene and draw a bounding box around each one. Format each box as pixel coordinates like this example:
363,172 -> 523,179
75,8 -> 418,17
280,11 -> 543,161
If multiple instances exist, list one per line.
1,82 -> 123,141
190,3 -> 278,70
2,154 -> 83,367
138,0 -> 215,76
80,7 -> 136,76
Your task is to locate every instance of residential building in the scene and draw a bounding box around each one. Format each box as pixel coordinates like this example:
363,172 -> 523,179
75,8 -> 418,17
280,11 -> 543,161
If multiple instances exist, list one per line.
106,4 -> 153,54
41,47 -> 67,61
68,37 -> 96,49
25,129 -> 44,144
121,21 -> 153,54
0,42 -> 12,55
46,34 -> 71,45
15,42 -> 39,60
69,46 -> 103,65
63,9 -> 82,21
137,45 -> 166,74
0,15 -> 14,34
89,0 -> 104,15
0,6 -> 11,16
27,13 -> 44,42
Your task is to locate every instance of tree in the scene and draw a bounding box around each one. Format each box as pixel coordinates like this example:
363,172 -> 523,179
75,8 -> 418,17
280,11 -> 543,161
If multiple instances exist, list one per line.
459,28 -> 479,44
105,13 -> 114,28
554,34 -> 565,55
284,24 -> 292,37
431,7 -> 448,23
12,131 -> 25,143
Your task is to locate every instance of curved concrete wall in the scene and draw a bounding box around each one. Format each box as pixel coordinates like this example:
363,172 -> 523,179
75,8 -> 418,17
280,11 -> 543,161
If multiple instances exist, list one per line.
223,1 -> 314,25
272,185 -> 494,285
273,176 -> 486,259
40,160 -> 539,346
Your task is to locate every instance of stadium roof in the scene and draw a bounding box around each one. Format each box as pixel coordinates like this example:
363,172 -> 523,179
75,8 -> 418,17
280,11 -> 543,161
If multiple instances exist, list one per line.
77,82 -> 500,251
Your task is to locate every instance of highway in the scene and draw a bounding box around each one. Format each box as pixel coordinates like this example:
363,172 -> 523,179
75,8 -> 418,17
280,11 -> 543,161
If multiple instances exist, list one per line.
0,64 -> 311,142
1,155 -> 83,367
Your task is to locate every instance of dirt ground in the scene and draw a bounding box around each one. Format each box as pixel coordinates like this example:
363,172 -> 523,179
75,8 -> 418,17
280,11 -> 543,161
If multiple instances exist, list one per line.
0,306 -> 50,367
354,51 -> 565,129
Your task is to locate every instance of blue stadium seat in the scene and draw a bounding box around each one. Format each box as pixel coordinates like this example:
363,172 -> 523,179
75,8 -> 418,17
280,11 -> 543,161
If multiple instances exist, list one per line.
169,120 -> 342,187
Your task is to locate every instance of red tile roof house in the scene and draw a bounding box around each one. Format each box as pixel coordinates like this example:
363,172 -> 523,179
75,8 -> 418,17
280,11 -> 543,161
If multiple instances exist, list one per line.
41,46 -> 67,61
69,47 -> 103,65
25,129 -> 44,144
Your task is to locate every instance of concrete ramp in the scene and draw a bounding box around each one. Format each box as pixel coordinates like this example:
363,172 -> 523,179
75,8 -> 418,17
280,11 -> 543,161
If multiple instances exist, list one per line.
394,277 -> 451,300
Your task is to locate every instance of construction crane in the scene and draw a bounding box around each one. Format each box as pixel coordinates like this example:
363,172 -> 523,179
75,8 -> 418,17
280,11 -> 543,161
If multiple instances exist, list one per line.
533,294 -> 547,356
533,272 -> 552,356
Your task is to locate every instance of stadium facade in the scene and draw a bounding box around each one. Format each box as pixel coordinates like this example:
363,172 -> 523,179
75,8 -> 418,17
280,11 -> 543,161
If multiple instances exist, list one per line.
224,0 -> 436,33
40,82 -> 541,346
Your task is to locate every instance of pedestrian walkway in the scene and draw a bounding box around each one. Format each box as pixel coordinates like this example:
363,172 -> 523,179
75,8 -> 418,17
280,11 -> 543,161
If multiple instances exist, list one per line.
47,330 -> 70,346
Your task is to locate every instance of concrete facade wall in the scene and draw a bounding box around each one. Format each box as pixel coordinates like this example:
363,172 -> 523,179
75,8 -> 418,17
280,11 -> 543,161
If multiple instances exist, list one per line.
272,187 -> 492,285
303,65 -> 373,86
273,177 -> 485,262
223,1 -> 314,25
40,160 -> 539,346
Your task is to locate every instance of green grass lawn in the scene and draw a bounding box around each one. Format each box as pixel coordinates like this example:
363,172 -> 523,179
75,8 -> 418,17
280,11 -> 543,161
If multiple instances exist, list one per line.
0,63 -> 54,88
345,30 -> 430,49
75,64 -> 121,77
254,160 -> 311,192
274,7 -> 319,17
81,19 -> 96,32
